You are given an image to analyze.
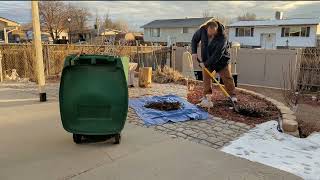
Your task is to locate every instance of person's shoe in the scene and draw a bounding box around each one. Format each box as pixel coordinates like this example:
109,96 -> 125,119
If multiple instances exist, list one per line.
128,85 -> 135,88
198,95 -> 213,108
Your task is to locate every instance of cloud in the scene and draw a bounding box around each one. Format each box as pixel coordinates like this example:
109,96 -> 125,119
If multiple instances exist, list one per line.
273,1 -> 316,11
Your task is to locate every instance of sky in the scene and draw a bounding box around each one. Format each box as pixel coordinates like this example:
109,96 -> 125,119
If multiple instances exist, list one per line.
0,1 -> 320,31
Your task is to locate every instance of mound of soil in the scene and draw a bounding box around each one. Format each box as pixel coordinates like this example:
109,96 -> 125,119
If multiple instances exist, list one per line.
187,85 -> 280,126
144,101 -> 182,111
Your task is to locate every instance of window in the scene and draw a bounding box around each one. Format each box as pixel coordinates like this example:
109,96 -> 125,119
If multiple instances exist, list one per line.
62,36 -> 67,40
0,30 -> 4,40
151,28 -> 160,37
281,27 -> 290,37
235,27 -> 254,37
182,27 -> 189,34
281,26 -> 310,37
289,27 -> 300,37
301,27 -> 310,37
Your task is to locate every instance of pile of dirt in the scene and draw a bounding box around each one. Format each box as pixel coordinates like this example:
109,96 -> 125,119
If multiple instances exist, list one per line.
153,66 -> 184,84
187,85 -> 280,126
144,101 -> 182,111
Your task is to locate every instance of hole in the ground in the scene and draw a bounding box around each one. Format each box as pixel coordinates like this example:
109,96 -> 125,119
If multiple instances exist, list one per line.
144,101 -> 182,111
236,104 -> 268,118
298,126 -> 307,138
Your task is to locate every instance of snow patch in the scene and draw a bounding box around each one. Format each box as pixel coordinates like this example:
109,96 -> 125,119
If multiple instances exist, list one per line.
222,120 -> 320,180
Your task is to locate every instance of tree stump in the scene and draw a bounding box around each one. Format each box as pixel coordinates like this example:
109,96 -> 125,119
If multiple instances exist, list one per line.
139,67 -> 152,88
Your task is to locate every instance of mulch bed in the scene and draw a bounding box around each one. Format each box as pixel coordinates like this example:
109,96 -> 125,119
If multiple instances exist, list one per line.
187,85 -> 280,127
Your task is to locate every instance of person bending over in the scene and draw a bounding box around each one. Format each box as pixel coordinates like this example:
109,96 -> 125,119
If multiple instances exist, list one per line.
191,20 -> 237,103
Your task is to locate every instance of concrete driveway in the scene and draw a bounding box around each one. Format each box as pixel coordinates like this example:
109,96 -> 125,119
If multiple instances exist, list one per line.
0,88 -> 301,180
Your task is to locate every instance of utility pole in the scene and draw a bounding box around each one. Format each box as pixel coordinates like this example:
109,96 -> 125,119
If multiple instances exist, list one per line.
3,28 -> 8,43
31,1 -> 46,102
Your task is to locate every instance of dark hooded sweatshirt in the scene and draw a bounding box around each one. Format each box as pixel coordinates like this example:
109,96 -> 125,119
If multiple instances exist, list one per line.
191,22 -> 230,72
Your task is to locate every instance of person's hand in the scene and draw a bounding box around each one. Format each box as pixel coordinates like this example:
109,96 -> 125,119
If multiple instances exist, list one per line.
192,54 -> 198,62
199,62 -> 205,69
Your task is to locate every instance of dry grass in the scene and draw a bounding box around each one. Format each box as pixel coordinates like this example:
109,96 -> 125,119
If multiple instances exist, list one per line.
153,66 -> 184,84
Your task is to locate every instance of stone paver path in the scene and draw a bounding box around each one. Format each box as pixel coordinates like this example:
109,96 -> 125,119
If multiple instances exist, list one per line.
0,81 -> 251,149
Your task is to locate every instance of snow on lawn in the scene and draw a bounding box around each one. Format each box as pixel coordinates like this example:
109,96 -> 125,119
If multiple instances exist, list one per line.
222,120 -> 320,180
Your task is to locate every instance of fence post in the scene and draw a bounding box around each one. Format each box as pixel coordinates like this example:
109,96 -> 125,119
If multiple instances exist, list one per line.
45,44 -> 50,76
0,49 -> 3,82
172,45 -> 176,70
293,48 -> 302,90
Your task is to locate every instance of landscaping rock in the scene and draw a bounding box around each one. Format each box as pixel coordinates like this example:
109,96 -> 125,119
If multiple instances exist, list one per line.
198,133 -> 209,139
197,123 -> 208,128
282,114 -> 297,120
183,129 -> 196,135
155,126 -> 165,131
235,122 -> 247,128
213,126 -> 223,131
199,140 -> 211,146
207,137 -> 221,144
285,130 -> 300,138
162,123 -> 175,129
282,119 -> 298,132
280,108 -> 294,115
176,132 -> 187,138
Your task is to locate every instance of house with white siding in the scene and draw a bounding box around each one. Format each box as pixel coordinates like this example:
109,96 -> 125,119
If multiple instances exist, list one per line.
228,13 -> 320,49
141,17 -> 214,46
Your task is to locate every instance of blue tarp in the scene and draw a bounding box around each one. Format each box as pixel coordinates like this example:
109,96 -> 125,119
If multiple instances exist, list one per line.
129,94 -> 208,126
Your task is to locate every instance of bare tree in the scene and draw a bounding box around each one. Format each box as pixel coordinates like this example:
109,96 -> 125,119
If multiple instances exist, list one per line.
237,12 -> 256,21
39,1 -> 69,41
112,18 -> 129,32
39,1 -> 91,41
103,11 -> 113,29
100,11 -> 129,32
71,7 -> 91,32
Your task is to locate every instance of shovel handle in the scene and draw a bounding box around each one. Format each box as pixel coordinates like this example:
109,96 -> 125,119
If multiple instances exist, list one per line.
191,54 -> 230,98
203,68 -> 231,98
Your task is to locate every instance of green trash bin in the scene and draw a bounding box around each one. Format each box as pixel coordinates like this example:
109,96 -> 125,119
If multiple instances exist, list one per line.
59,54 -> 129,144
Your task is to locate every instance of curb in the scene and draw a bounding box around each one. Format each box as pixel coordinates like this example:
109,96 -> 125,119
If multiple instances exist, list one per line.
183,78 -> 299,137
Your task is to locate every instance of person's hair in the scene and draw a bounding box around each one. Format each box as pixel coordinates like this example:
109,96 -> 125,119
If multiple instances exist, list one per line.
206,21 -> 218,29
205,20 -> 225,37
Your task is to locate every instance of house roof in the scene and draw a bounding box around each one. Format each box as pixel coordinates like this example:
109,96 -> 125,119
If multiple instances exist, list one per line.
141,17 -> 214,28
228,18 -> 320,27
0,16 -> 20,27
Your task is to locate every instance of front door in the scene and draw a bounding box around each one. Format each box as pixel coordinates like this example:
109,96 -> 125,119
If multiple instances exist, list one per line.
261,33 -> 276,49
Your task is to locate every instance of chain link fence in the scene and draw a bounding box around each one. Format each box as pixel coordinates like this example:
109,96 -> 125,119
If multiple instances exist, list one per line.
0,44 -> 171,83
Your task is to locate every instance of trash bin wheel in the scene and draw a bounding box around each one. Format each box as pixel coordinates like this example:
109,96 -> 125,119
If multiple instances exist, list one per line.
73,134 -> 82,144
114,134 -> 121,144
